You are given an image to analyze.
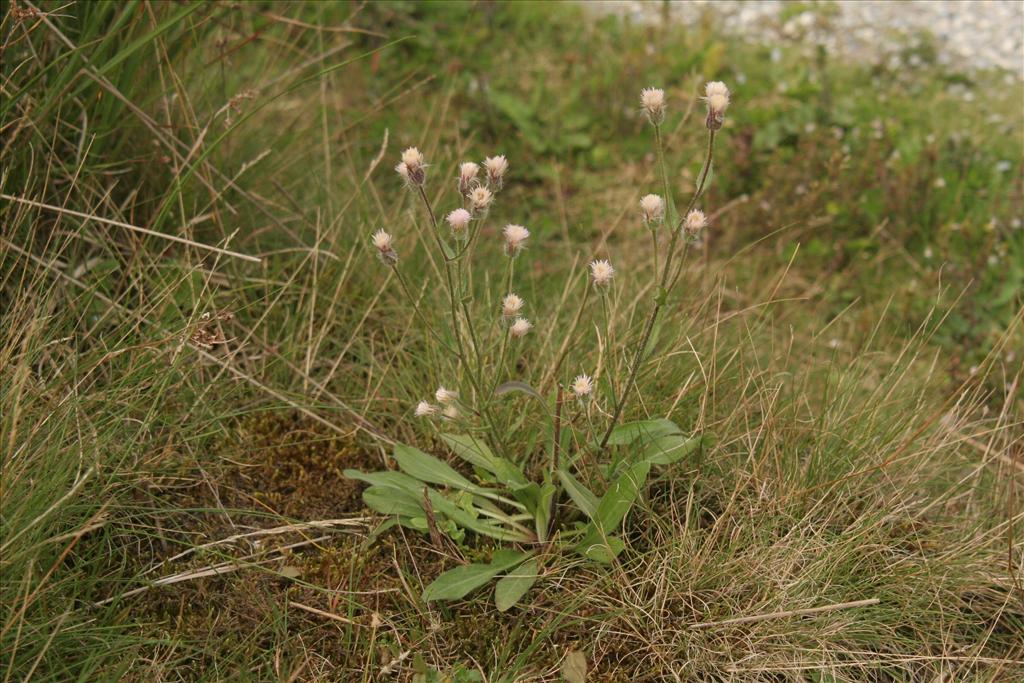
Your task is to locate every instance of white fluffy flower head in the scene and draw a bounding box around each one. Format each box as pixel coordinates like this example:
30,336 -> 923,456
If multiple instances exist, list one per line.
371,229 -> 397,265
435,386 -> 458,404
641,87 -> 666,124
397,147 -> 426,185
458,162 -> 479,194
484,155 -> 509,188
590,259 -> 614,287
503,224 -> 530,256
684,209 -> 707,235
571,373 -> 593,398
510,317 -> 532,338
704,81 -> 730,129
640,194 -> 665,224
470,186 -> 493,211
446,208 -> 472,237
415,401 -> 437,417
502,293 -> 524,319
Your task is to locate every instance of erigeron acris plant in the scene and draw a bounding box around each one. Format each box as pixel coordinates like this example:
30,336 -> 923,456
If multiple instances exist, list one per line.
347,82 -> 730,610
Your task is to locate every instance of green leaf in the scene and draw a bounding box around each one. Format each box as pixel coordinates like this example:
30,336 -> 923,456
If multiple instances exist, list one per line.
494,558 -> 539,611
642,434 -> 703,465
494,381 -> 547,404
562,649 -> 588,683
393,443 -> 483,493
441,433 -> 527,488
604,419 -> 681,446
595,460 -> 651,531
533,483 -> 557,543
422,550 -> 532,602
344,469 -> 423,493
580,536 -> 625,563
557,469 -> 599,521
362,486 -> 424,518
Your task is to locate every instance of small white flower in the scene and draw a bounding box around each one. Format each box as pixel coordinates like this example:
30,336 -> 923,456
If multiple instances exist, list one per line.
571,373 -> 593,398
641,87 -> 666,124
640,194 -> 665,224
510,317 -> 532,338
446,208 -> 472,237
483,155 -> 509,188
415,401 -> 438,417
435,386 -> 458,404
589,259 -> 614,287
503,224 -> 530,256
469,186 -> 493,211
458,162 -> 479,194
703,81 -> 730,129
371,229 -> 398,265
683,209 -> 707,235
442,405 -> 460,419
502,293 -> 524,319
397,147 -> 425,186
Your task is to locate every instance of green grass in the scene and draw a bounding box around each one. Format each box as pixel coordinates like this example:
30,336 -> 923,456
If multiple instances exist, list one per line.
2,1 -> 1022,680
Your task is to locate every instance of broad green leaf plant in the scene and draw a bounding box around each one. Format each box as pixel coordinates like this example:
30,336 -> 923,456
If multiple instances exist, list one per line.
348,82 -> 730,610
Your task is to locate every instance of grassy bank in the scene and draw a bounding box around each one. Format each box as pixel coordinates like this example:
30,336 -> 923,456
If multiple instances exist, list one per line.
2,1 -> 1021,680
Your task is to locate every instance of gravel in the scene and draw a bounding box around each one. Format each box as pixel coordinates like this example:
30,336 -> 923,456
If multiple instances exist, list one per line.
589,1 -> 1024,77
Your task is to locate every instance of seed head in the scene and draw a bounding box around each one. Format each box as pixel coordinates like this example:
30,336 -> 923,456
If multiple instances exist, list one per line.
396,147 -> 426,186
683,209 -> 707,235
641,87 -> 666,125
446,208 -> 472,238
442,405 -> 460,419
415,401 -> 437,417
589,259 -> 615,287
703,81 -> 730,130
502,293 -> 524,319
509,317 -> 532,338
458,162 -> 480,194
371,229 -> 398,266
640,194 -> 665,225
503,224 -> 530,256
483,155 -> 509,188
571,373 -> 593,398
469,186 -> 493,212
435,386 -> 458,404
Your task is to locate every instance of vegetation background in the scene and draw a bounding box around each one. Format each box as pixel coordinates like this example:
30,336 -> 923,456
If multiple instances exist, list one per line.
2,1 -> 1021,680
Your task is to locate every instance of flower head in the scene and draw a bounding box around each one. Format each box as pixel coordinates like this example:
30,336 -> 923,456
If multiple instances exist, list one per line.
703,81 -> 730,130
371,229 -> 398,266
641,87 -> 666,125
442,404 -> 460,419
435,386 -> 458,404
510,317 -> 532,338
483,155 -> 509,188
640,194 -> 665,225
469,186 -> 493,212
571,373 -> 593,398
396,147 -> 426,186
683,209 -> 707,235
458,162 -> 479,194
415,400 -> 437,417
446,208 -> 472,237
502,293 -> 524,319
589,259 -> 615,288
503,224 -> 530,256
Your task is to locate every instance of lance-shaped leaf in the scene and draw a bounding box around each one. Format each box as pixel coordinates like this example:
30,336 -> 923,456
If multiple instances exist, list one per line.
422,549 -> 533,602
642,433 -> 703,465
604,418 -> 681,446
494,557 -> 539,611
557,469 -> 599,521
362,486 -> 425,518
393,443 -> 485,494
441,433 -> 527,488
576,460 -> 650,562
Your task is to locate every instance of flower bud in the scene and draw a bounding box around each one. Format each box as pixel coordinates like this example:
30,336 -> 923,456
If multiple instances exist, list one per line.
640,194 -> 665,225
503,224 -> 530,257
458,162 -> 479,195
703,81 -> 730,130
641,87 -> 666,125
484,155 -> 509,189
446,208 -> 472,238
396,147 -> 426,186
371,229 -> 398,266
510,317 -> 532,338
589,259 -> 614,288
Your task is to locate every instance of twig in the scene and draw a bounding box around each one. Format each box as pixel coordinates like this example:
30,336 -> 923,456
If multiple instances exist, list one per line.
288,601 -> 364,626
690,597 -> 880,629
